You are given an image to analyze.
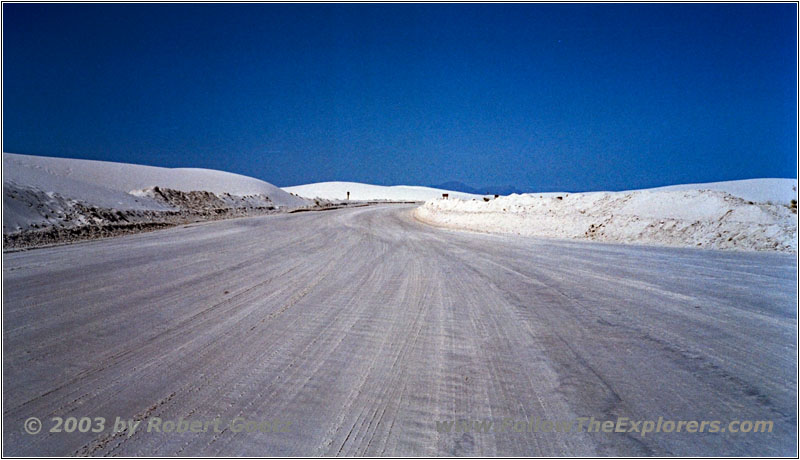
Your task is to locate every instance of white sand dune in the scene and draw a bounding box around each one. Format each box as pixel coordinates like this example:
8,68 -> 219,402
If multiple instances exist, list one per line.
283,181 -> 481,202
4,153 -> 305,207
3,152 -> 307,234
646,178 -> 797,204
415,179 -> 798,252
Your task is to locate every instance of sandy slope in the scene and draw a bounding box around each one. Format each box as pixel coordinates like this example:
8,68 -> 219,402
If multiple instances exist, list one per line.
4,205 -> 796,456
415,180 -> 798,252
283,181 -> 481,201
4,153 -> 305,206
648,178 -> 797,204
3,153 -> 307,235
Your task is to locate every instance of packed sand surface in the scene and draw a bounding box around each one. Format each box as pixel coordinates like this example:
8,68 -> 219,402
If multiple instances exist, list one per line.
4,205 -> 796,456
415,179 -> 798,252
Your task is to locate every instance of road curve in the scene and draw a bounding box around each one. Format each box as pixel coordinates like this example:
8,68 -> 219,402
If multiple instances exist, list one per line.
3,205 -> 797,456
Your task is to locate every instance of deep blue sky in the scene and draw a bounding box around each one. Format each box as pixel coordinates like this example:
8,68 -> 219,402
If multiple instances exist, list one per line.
3,4 -> 797,191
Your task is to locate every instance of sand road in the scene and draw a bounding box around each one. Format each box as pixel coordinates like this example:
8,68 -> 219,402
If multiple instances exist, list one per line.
3,205 -> 796,456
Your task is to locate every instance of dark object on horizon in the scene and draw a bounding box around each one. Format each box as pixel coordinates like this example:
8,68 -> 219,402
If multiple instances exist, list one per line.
347,191 -> 350,200
432,181 -> 526,196
494,194 -> 499,199
442,193 -> 449,199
